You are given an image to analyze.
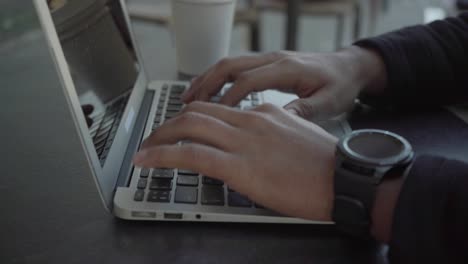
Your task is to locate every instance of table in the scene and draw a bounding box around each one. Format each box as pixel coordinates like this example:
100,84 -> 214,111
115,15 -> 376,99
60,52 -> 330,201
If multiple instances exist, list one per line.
2,4 -> 468,264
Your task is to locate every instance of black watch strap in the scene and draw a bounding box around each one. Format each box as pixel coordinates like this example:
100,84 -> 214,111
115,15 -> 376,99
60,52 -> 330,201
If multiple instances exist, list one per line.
332,129 -> 414,239
332,167 -> 382,238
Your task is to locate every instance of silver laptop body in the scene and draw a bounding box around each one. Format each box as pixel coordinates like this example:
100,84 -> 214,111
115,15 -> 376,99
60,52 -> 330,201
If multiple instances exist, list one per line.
33,0 -> 349,223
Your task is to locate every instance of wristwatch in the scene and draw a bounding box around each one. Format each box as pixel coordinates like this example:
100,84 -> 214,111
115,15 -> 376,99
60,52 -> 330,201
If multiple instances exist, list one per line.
332,129 -> 414,238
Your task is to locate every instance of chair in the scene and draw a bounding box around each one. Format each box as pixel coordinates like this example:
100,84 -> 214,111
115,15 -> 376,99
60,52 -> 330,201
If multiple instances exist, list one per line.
127,0 -> 376,51
253,0 -> 360,50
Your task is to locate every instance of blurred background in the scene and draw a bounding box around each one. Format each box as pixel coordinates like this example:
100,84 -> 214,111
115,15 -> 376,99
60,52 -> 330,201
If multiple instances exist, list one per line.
1,0 -> 467,80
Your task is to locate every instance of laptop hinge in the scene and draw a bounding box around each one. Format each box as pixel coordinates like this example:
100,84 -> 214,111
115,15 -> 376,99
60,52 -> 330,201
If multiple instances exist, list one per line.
115,90 -> 155,188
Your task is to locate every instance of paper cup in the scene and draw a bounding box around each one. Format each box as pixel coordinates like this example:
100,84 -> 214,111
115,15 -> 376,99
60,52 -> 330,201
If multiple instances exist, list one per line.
172,0 -> 235,76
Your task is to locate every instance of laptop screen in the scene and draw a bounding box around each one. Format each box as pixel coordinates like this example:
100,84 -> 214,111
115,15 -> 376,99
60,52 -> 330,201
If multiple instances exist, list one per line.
48,0 -> 139,166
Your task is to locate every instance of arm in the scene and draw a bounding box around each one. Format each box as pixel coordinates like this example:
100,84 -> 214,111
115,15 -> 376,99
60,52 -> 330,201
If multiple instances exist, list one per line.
372,156 -> 468,263
355,12 -> 468,107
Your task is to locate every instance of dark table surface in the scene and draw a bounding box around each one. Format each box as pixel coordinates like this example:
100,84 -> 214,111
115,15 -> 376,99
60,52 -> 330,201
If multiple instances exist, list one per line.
3,6 -> 468,263
5,102 -> 468,264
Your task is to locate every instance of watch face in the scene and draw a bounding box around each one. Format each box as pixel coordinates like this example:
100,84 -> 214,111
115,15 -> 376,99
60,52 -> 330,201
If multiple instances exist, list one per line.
341,129 -> 412,166
348,132 -> 403,159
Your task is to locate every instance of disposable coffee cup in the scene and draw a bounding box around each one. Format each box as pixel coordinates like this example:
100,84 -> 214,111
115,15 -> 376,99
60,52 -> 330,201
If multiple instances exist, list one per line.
171,0 -> 235,76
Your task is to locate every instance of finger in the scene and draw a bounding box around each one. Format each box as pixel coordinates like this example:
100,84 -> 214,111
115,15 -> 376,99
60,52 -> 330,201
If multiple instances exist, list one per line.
219,60 -> 301,106
181,76 -> 203,102
141,111 -> 239,151
181,101 -> 246,127
134,143 -> 234,182
283,90 -> 335,120
188,53 -> 285,102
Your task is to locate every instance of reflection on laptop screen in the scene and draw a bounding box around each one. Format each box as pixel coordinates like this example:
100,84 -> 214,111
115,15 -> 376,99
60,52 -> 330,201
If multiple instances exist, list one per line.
48,0 -> 139,166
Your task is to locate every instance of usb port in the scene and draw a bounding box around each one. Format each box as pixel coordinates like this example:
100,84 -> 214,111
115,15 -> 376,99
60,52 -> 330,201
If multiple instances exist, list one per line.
164,212 -> 183,220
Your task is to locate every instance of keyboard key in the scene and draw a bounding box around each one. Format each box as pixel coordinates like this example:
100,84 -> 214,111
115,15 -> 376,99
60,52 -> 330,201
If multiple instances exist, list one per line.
171,84 -> 186,93
228,192 -> 252,207
201,186 -> 225,206
165,111 -> 178,119
254,203 -> 265,209
202,176 -> 224,186
134,190 -> 145,201
137,178 -> 148,189
177,175 -> 199,186
150,179 -> 172,190
154,115 -> 161,123
152,169 -> 174,179
166,105 -> 182,112
140,168 -> 150,178
147,190 -> 171,203
174,187 -> 198,204
178,169 -> 198,176
168,99 -> 183,106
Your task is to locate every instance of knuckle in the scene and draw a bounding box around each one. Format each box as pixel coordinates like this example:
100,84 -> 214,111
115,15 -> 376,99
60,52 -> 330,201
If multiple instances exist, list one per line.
236,72 -> 252,84
242,111 -> 271,129
242,111 -> 262,124
279,57 -> 302,67
184,101 -> 205,112
177,111 -> 216,133
254,103 -> 277,113
216,57 -> 232,69
268,50 -> 289,60
177,111 -> 201,126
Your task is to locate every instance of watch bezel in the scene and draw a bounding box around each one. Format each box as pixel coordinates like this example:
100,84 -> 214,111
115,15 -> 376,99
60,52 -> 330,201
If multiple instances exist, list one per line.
338,129 -> 413,167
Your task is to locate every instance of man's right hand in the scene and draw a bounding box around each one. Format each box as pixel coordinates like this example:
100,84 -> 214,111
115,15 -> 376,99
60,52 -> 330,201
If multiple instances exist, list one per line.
182,46 -> 387,120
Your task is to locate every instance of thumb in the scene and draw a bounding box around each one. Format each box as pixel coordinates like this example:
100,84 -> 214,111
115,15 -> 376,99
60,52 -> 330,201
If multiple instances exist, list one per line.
284,93 -> 335,121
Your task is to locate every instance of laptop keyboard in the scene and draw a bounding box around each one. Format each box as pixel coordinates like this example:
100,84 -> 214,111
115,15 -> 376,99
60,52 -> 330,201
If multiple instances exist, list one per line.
133,84 -> 263,209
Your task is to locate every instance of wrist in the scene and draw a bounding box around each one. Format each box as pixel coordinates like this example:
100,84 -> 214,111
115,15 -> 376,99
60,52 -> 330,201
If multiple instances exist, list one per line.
338,46 -> 387,95
370,165 -> 409,243
323,138 -> 338,222
331,130 -> 413,239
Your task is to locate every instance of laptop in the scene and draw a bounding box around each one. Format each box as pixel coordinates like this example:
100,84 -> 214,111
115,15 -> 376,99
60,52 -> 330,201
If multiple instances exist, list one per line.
33,0 -> 350,223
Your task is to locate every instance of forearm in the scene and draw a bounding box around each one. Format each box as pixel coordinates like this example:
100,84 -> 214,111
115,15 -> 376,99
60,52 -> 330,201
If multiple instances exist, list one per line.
367,156 -> 468,262
354,13 -> 468,108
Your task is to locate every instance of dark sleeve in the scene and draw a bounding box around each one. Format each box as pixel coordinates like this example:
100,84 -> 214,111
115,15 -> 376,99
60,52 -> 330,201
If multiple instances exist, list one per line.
389,155 -> 468,263
355,12 -> 468,108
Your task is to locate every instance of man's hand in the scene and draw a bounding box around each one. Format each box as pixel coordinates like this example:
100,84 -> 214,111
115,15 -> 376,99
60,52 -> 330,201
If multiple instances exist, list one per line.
182,47 -> 386,120
133,102 -> 338,221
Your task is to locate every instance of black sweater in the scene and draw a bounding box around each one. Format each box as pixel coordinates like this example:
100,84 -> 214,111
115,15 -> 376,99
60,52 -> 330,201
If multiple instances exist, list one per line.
355,12 -> 468,263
